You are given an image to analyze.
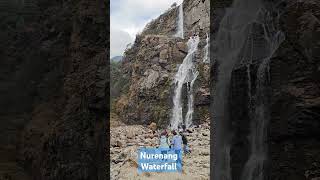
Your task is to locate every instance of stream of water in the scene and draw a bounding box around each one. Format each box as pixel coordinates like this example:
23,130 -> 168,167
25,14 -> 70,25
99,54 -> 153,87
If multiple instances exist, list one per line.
175,3 -> 184,39
170,36 -> 200,130
240,8 -> 285,180
212,0 -> 284,179
203,33 -> 210,63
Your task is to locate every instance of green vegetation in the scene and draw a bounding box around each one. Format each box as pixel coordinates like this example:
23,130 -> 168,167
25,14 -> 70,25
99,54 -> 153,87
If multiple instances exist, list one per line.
110,60 -> 129,104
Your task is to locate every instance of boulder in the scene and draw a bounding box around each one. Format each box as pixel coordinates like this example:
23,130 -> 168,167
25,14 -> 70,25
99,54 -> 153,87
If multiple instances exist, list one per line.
115,140 -> 123,148
177,42 -> 188,53
159,49 -> 168,59
151,57 -> 159,63
126,129 -> 135,139
159,59 -> 168,65
148,122 -> 157,131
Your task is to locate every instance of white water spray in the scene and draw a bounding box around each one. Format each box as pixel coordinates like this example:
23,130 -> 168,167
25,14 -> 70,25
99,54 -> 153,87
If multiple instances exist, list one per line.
203,33 -> 210,63
185,69 -> 199,128
170,36 -> 200,130
175,3 -> 184,39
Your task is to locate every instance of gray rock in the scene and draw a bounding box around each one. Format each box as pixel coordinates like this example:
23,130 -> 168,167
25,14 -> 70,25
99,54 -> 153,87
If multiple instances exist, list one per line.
159,59 -> 168,65
159,49 -> 168,59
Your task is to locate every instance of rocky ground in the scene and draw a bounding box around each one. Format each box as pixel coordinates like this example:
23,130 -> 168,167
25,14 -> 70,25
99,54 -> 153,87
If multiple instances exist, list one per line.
110,121 -> 210,180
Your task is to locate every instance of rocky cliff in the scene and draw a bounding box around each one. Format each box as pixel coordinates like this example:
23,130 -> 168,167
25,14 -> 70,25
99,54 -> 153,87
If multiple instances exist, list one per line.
211,0 -> 320,179
0,0 -> 107,179
269,1 -> 320,179
142,0 -> 210,37
113,0 -> 210,128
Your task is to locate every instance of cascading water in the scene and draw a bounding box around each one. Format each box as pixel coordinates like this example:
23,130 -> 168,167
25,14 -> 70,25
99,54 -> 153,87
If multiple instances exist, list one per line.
170,36 -> 200,130
212,1 -> 263,179
174,3 -> 184,39
185,69 -> 199,128
240,8 -> 285,180
212,0 -> 284,180
203,33 -> 210,63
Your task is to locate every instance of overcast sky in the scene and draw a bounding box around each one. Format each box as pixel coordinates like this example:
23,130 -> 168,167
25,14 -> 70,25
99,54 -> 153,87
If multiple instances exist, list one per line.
110,0 -> 183,58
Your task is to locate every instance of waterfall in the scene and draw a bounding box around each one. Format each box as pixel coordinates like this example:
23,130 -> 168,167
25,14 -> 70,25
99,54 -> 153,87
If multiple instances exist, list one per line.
213,0 -> 283,180
212,1 -> 263,178
174,3 -> 184,39
185,69 -> 199,128
212,0 -> 284,179
170,36 -> 200,130
203,33 -> 210,63
240,9 -> 285,180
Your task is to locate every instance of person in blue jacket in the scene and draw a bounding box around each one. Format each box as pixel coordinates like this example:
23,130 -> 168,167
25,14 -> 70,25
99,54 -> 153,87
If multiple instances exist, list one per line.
171,130 -> 182,168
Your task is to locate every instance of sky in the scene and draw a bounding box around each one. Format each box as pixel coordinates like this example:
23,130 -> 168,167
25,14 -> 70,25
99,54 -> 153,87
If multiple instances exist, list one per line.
110,0 -> 183,58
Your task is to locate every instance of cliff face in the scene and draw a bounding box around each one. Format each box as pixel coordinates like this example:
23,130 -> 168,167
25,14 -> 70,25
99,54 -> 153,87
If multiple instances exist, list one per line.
211,0 -> 320,179
142,0 -> 210,37
0,0 -> 107,179
116,35 -> 189,126
114,0 -> 210,128
269,1 -> 320,179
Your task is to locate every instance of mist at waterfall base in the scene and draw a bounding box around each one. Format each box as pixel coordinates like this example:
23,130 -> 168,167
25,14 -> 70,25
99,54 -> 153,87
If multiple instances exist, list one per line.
211,0 -> 285,180
170,36 -> 200,130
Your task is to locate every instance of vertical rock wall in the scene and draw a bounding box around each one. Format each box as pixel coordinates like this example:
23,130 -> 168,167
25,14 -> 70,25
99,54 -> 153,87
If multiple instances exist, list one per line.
268,1 -> 320,179
114,0 -> 210,128
0,0 -> 108,179
210,0 -> 320,179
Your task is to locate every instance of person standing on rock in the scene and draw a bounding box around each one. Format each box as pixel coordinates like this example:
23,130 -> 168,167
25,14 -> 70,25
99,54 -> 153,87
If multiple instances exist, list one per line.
159,130 -> 170,163
159,130 -> 170,148
178,124 -> 183,133
171,130 -> 183,167
171,130 -> 182,151
182,125 -> 186,132
168,130 -> 173,149
180,131 -> 190,154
